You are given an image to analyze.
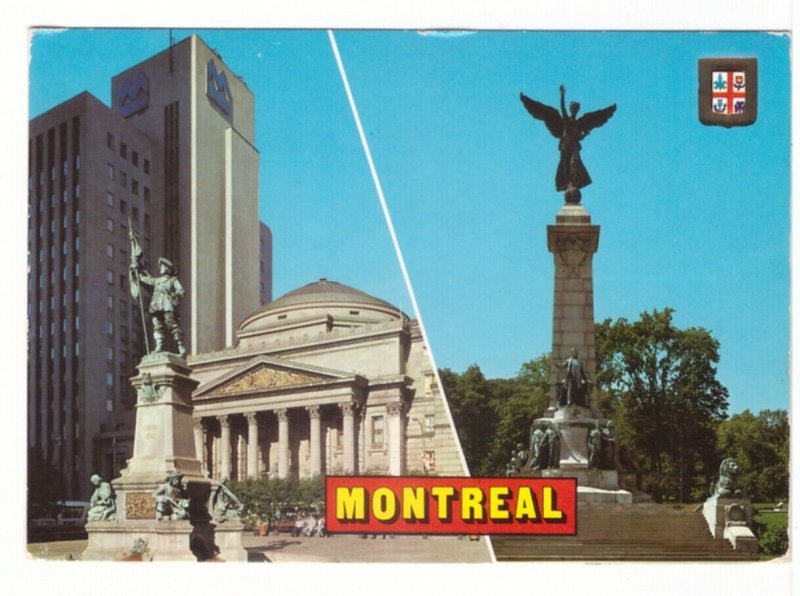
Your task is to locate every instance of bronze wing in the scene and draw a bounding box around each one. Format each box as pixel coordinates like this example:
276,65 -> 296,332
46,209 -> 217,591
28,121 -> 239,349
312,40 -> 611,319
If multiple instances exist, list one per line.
520,93 -> 563,139
576,103 -> 617,136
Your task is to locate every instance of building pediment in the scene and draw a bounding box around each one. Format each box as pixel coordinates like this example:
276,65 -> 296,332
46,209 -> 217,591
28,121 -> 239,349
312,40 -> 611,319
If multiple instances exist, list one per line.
194,356 -> 353,398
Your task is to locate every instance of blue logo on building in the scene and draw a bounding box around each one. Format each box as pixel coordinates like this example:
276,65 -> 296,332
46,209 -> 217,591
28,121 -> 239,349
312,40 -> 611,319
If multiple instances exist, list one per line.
207,60 -> 233,116
118,72 -> 149,118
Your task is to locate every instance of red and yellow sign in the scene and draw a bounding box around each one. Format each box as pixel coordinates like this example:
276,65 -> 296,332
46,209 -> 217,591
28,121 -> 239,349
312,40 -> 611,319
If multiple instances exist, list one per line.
325,476 -> 577,535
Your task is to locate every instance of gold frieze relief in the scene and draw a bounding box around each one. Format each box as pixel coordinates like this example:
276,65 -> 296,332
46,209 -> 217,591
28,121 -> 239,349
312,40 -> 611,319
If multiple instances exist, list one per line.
216,366 -> 323,395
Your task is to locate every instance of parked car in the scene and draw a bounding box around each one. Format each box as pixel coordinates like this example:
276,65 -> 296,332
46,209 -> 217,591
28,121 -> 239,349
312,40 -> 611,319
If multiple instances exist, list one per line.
28,501 -> 90,543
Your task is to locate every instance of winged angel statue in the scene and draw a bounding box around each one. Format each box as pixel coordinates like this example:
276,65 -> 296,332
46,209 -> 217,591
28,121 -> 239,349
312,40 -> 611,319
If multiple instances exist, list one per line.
520,85 -> 616,204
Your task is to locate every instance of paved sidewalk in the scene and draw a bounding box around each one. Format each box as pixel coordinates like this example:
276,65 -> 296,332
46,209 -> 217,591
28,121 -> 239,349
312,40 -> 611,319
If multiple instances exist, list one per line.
27,534 -> 492,563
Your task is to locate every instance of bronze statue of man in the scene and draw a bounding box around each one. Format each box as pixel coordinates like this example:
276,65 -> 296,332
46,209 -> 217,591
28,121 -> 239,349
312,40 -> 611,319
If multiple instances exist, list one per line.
555,348 -> 591,407
520,85 -> 616,204
130,257 -> 187,358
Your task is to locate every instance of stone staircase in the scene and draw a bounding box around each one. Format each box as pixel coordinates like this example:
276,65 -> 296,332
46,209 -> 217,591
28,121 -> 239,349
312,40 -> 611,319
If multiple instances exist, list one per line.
490,503 -> 757,561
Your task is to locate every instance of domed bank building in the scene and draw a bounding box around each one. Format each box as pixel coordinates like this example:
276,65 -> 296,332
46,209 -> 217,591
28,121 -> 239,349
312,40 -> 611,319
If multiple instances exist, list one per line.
188,278 -> 465,479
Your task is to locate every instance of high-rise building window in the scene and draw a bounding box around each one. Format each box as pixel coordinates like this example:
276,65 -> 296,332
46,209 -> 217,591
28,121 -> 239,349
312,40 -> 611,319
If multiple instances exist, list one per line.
107,164 -> 114,180
75,315 -> 79,330
144,187 -> 150,202
132,179 -> 139,195
107,347 -> 114,362
106,399 -> 113,412
75,237 -> 80,251
74,288 -> 79,303
132,150 -> 139,167
75,210 -> 80,224
133,207 -> 139,221
106,192 -> 114,207
107,219 -> 114,232
75,183 -> 80,198
75,155 -> 80,170
143,158 -> 150,175
120,142 -> 128,159
62,160 -> 68,176
62,189 -> 68,203
74,342 -> 79,356
106,372 -> 113,386
120,171 -> 127,189
74,263 -> 79,277
106,270 -> 113,285
107,244 -> 114,258
120,200 -> 127,215
107,133 -> 115,150
105,321 -> 114,337
107,295 -> 114,310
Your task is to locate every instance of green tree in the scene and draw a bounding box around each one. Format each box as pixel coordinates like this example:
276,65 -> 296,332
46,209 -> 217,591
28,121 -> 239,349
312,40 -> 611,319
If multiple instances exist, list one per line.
440,365 -> 496,475
596,308 -> 729,502
442,355 -> 550,475
483,356 -> 551,475
717,409 -> 789,500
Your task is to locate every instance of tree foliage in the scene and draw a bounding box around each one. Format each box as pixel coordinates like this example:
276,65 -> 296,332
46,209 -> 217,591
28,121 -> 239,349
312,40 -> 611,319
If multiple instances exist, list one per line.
442,355 -> 550,475
442,307 -> 787,506
717,409 -> 789,500
596,308 -> 729,502
230,475 -> 325,526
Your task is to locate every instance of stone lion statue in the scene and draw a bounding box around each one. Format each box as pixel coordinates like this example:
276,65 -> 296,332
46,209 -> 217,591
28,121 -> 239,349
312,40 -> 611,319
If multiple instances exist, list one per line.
713,457 -> 742,498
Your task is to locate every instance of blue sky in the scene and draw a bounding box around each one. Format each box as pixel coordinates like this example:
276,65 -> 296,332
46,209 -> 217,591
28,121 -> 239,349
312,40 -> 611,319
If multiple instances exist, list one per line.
29,29 -> 791,414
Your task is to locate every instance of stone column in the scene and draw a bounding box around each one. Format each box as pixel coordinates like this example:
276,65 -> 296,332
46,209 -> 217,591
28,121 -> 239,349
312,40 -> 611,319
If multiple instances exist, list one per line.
547,203 -> 601,416
340,401 -> 356,474
218,415 -> 231,480
246,412 -> 259,479
276,409 -> 289,479
193,417 -> 205,472
307,405 -> 322,476
386,401 -> 406,476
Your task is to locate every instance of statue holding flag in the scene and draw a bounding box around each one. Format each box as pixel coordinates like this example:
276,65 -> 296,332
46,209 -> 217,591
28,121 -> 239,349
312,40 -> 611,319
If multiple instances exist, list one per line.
128,221 -> 187,359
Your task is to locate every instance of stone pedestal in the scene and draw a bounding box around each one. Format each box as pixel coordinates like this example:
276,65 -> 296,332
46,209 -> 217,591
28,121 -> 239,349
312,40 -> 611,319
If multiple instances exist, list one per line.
703,495 -> 758,553
83,353 -> 247,561
546,203 -> 600,417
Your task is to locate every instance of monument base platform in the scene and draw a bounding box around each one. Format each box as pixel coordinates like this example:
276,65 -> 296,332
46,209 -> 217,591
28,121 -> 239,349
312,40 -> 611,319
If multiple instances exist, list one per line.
82,519 -> 247,562
578,486 -> 633,506
516,467 -> 631,505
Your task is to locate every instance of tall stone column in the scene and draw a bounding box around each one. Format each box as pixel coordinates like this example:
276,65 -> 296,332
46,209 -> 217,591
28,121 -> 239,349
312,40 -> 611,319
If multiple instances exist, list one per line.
246,412 -> 259,479
547,203 -> 601,416
218,415 -> 231,480
193,417 -> 205,473
386,401 -> 406,476
276,409 -> 289,479
340,401 -> 356,474
307,405 -> 322,476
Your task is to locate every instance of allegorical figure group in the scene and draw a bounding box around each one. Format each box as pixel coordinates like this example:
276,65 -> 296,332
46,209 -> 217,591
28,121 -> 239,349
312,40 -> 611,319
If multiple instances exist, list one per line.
587,420 -> 616,469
